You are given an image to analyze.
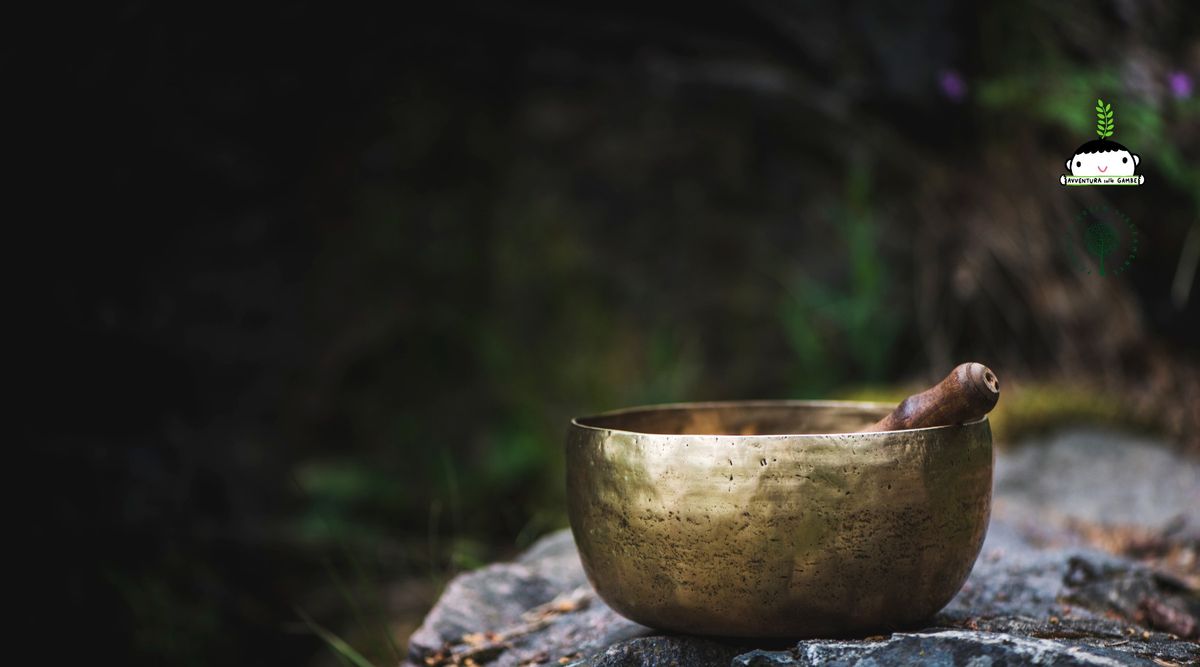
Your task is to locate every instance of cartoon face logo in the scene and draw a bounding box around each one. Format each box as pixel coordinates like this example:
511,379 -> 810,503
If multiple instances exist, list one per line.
1066,139 -> 1140,177
1059,99 -> 1145,186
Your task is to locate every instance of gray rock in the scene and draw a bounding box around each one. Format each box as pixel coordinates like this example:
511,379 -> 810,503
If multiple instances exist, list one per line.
735,631 -> 1158,666
994,428 -> 1200,530
407,429 -> 1200,666
582,636 -> 748,667
406,558 -> 562,656
406,530 -> 651,667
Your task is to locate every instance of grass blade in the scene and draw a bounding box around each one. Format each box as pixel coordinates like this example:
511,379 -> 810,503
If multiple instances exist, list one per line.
296,607 -> 378,667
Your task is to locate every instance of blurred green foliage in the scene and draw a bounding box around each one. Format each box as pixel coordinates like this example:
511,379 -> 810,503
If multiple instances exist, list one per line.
44,3 -> 1200,666
780,164 -> 900,396
291,11 -> 1200,662
979,68 -> 1200,214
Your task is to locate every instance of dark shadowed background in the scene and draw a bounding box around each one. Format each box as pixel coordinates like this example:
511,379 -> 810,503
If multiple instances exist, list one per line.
25,2 -> 1198,665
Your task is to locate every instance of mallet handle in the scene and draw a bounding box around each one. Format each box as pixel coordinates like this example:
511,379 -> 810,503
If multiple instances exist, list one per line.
861,363 -> 1000,432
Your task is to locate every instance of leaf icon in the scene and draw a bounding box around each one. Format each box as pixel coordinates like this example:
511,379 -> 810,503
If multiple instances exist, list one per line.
1093,99 -> 1116,138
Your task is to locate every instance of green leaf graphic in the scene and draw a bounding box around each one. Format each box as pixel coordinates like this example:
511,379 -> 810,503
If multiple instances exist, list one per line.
1094,99 -> 1116,138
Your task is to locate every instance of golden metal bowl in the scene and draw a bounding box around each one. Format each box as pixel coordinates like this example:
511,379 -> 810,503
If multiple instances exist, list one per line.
566,400 -> 992,638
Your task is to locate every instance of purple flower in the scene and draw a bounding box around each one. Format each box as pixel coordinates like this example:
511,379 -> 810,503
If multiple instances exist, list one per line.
1168,71 -> 1193,99
939,70 -> 967,103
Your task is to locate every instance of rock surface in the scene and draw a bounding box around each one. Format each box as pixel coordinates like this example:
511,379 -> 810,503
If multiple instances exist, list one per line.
407,429 -> 1200,666
993,428 -> 1200,530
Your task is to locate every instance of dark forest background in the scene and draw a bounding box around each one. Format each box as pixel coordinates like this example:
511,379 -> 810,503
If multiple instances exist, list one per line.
21,2 -> 1199,665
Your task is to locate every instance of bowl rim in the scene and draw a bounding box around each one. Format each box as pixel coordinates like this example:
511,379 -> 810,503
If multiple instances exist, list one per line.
570,399 -> 989,439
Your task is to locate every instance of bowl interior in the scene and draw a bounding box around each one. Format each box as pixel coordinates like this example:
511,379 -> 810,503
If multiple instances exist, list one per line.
574,401 -> 893,437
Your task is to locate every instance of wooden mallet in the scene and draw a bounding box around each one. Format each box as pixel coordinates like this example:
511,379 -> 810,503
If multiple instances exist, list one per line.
861,362 -> 1000,432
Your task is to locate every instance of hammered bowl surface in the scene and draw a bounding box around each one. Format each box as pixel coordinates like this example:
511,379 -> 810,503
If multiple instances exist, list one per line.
566,400 -> 993,638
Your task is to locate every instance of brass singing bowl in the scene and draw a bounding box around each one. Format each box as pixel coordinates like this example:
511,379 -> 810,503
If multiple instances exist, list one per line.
566,400 -> 992,638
